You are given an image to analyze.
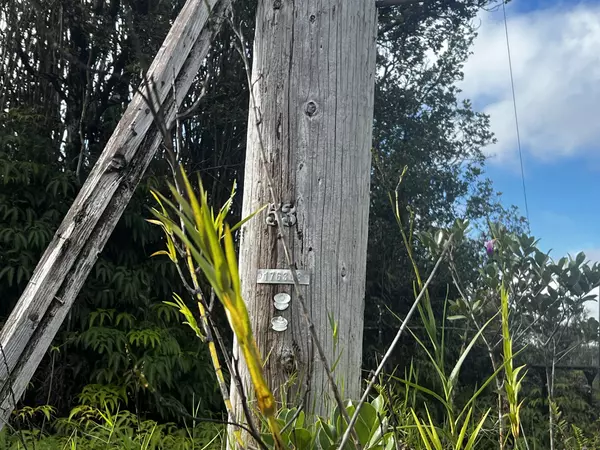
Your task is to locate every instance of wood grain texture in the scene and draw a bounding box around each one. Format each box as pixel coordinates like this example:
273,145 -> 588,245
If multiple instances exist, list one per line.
0,0 -> 230,426
234,0 -> 377,417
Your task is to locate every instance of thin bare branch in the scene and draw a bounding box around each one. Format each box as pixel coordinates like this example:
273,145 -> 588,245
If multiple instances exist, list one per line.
177,61 -> 214,121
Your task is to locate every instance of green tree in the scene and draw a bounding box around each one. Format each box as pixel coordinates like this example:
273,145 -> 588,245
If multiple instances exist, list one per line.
0,0 -> 252,421
447,224 -> 600,449
365,0 -> 525,368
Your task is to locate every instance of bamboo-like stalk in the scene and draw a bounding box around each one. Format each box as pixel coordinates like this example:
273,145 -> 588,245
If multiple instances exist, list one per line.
184,249 -> 243,446
150,171 -> 284,448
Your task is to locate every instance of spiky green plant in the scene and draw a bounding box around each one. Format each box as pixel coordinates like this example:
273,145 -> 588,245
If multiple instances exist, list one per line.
148,167 -> 282,448
500,283 -> 527,448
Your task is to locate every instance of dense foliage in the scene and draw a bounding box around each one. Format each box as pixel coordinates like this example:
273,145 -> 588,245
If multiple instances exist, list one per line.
1,0 -> 599,448
0,0 -> 253,421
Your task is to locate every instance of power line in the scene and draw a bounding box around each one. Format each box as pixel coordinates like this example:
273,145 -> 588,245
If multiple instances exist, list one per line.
502,0 -> 531,233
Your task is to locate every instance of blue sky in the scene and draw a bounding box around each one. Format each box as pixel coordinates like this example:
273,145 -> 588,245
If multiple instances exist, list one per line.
459,0 -> 600,315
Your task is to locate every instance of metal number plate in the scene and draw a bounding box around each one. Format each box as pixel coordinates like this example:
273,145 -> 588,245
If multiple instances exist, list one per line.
257,269 -> 310,285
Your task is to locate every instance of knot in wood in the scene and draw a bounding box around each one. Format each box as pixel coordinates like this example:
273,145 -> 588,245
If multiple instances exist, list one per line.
280,347 -> 295,374
305,101 -> 318,117
273,0 -> 282,9
28,312 -> 39,327
108,153 -> 127,172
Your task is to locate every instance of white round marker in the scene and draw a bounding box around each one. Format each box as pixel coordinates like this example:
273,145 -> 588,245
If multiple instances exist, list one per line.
274,292 -> 291,310
271,316 -> 288,332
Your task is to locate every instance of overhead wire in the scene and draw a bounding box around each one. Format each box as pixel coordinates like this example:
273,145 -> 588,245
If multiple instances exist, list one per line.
502,0 -> 531,233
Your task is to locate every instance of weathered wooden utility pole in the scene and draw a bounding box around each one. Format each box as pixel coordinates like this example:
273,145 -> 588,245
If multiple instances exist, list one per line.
233,0 -> 377,417
0,0 -> 230,428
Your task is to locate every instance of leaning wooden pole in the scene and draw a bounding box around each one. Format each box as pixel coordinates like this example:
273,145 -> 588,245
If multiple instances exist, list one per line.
0,0 -> 230,428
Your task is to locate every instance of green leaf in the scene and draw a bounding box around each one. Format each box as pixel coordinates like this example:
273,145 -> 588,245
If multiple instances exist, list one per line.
290,427 -> 313,450
317,419 -> 335,450
448,313 -> 498,390
389,376 -> 448,409
455,406 -> 473,450
371,395 -> 385,415
410,410 -> 434,450
447,315 -> 466,321
464,409 -> 490,450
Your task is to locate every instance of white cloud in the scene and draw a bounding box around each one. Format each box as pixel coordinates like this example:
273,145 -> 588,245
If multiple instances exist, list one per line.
460,2 -> 600,166
582,248 -> 600,319
584,288 -> 599,319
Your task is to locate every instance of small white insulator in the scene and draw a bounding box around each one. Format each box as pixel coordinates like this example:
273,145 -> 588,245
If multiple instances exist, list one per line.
271,316 -> 288,332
